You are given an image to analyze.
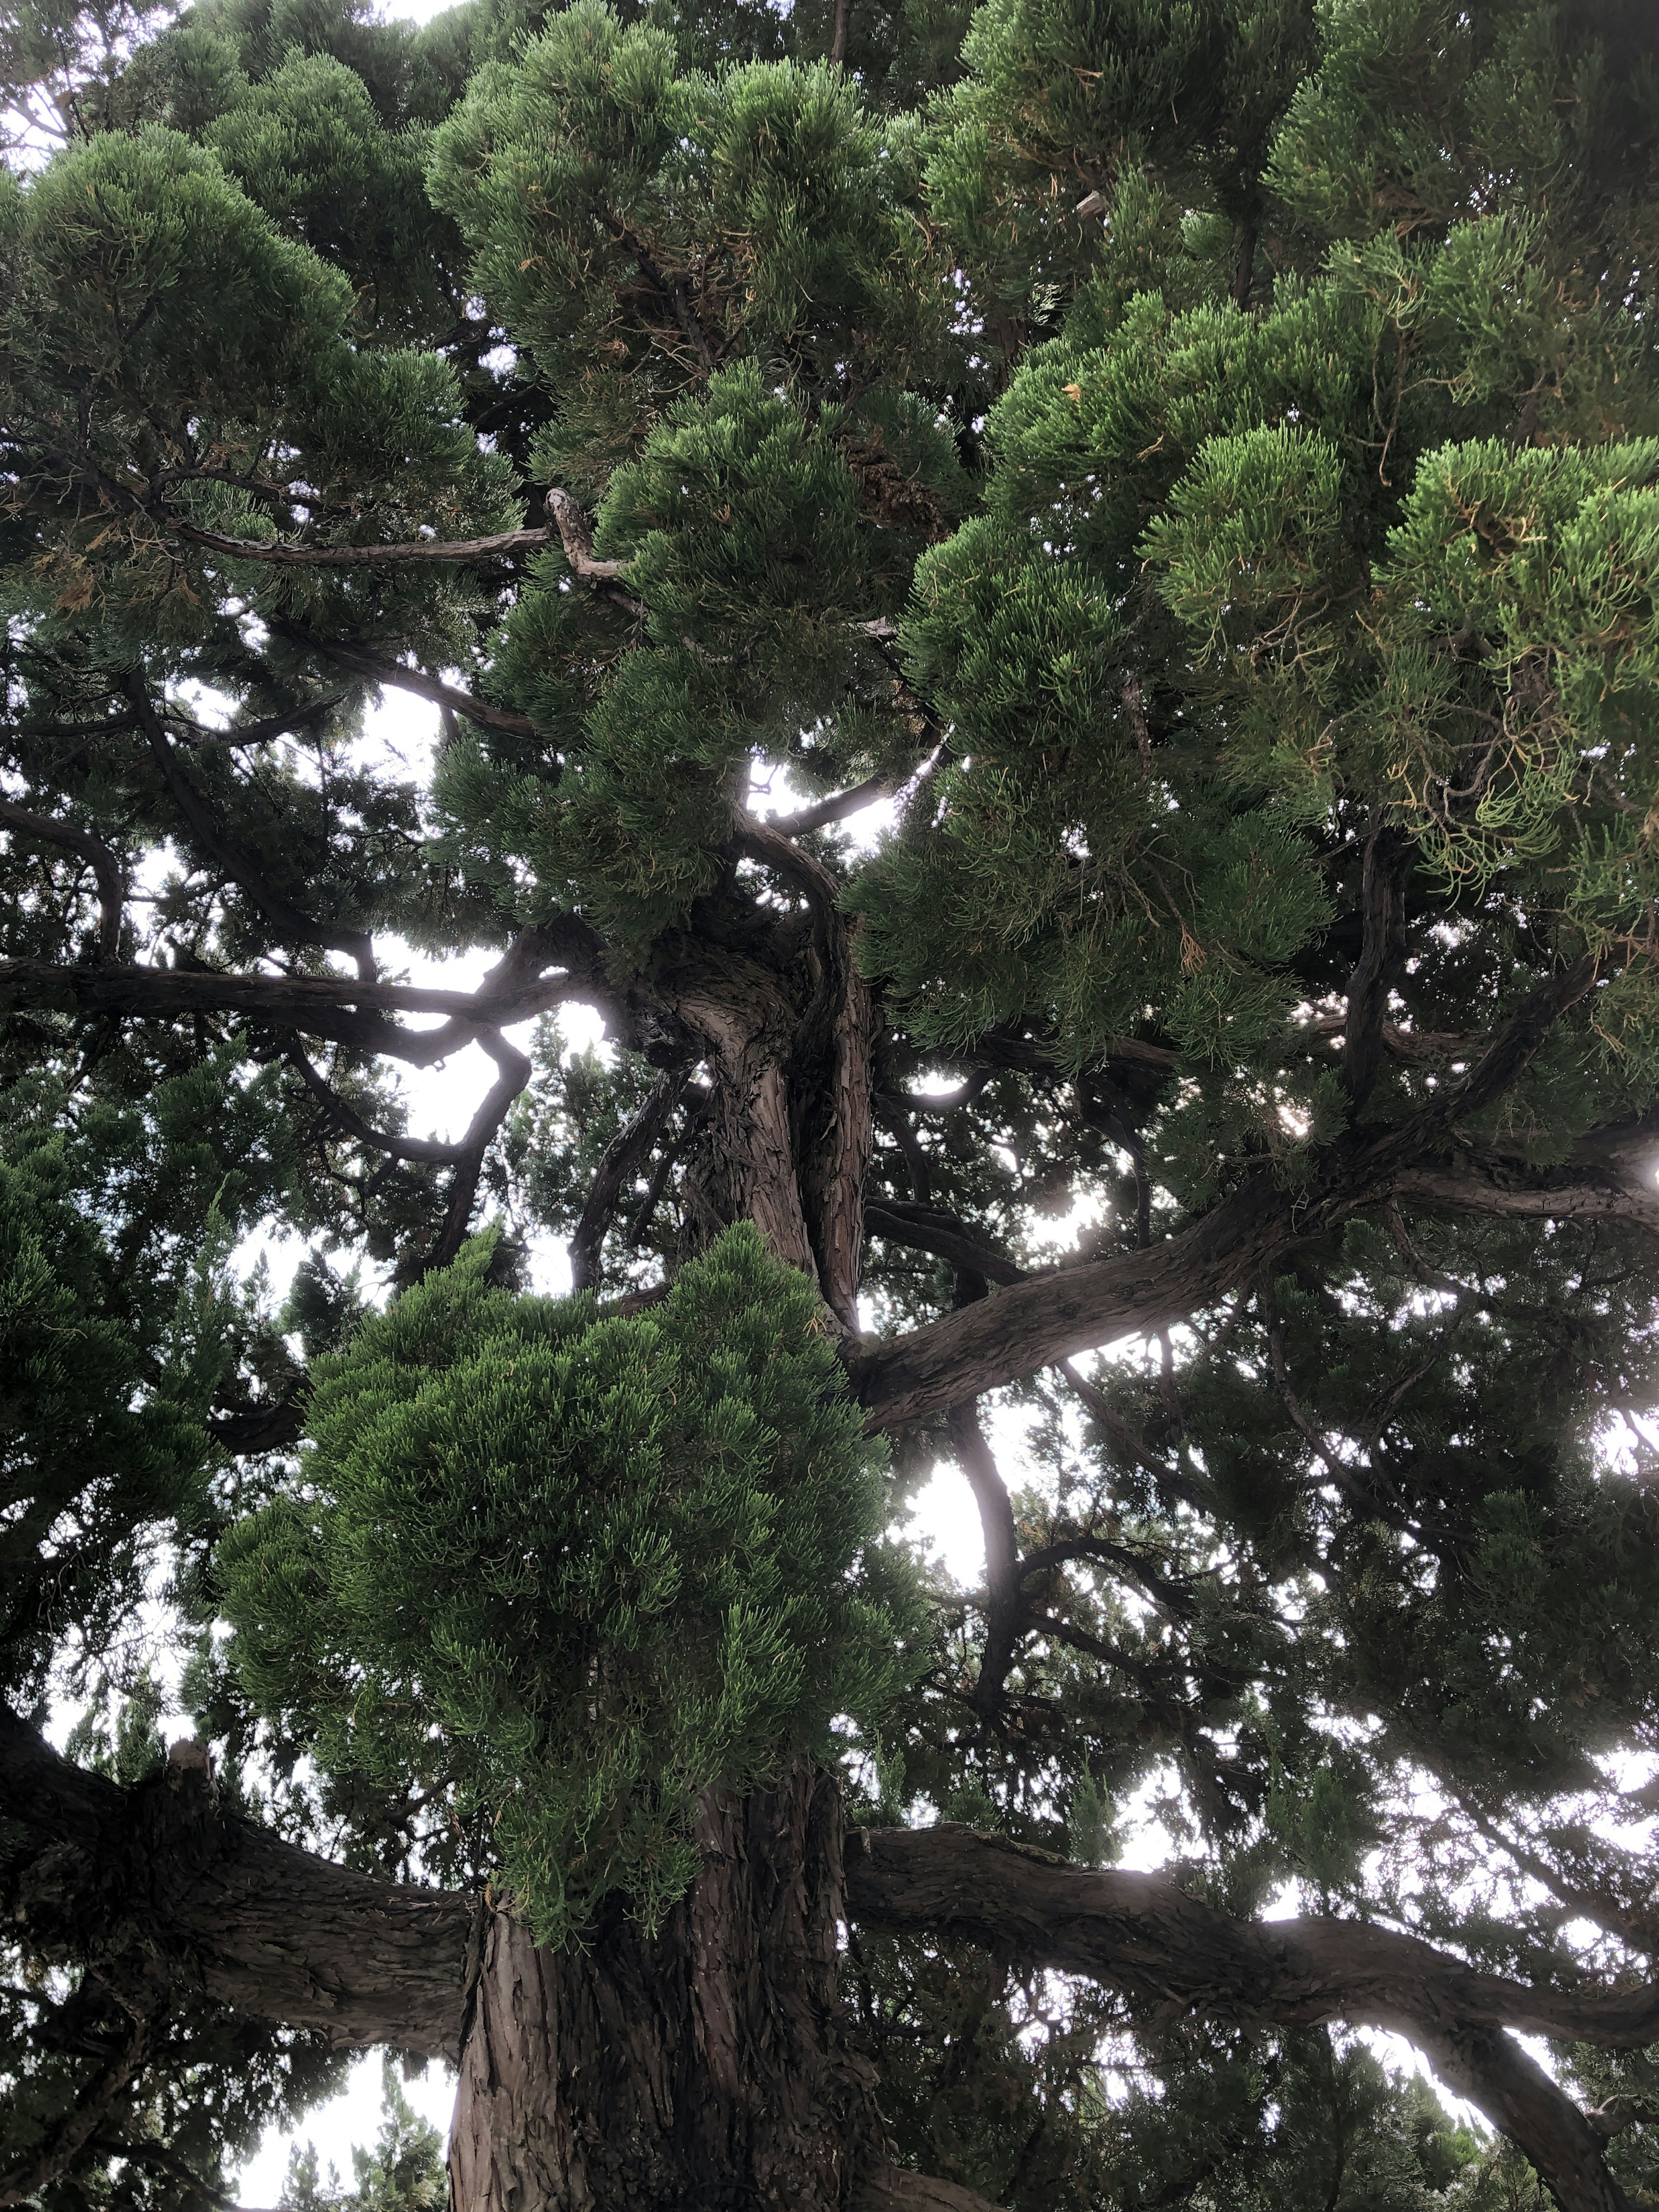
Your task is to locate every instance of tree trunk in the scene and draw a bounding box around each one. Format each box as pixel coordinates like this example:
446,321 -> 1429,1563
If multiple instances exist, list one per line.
448,1758 -> 888,2212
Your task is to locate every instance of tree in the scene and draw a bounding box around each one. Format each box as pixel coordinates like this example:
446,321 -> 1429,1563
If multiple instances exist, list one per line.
3,0 -> 1659,2207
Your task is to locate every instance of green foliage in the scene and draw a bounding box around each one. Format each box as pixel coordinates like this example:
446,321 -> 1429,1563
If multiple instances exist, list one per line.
6,0 -> 1659,2199
219,1224 -> 912,1943
0,1144 -> 210,1698
280,2058 -> 446,2212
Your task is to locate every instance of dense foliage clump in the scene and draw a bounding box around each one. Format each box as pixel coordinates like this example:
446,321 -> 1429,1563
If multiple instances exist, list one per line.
221,1225 -> 909,1942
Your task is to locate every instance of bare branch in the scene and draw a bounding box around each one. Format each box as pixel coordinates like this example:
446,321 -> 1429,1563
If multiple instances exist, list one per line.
946,1400 -> 1022,1713
728,815 -> 845,916
414,1026 -> 533,1276
172,519 -> 549,569
269,617 -> 538,739
0,937 -> 601,1066
545,488 -> 631,582
762,775 -> 891,836
1393,1154 -> 1659,1235
864,1198 -> 1026,1285
289,1046 -> 476,1164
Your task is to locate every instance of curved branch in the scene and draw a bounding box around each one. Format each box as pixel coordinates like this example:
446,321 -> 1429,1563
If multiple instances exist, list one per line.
412,1028 -> 534,1278
268,617 -> 537,739
0,797 -> 124,958
846,1826 -> 1647,2212
855,963 -> 1605,1429
569,1067 -> 688,1292
946,1401 -> 1022,1713
863,1198 -> 1026,1285
290,1045 -> 476,1164
545,488 -> 630,582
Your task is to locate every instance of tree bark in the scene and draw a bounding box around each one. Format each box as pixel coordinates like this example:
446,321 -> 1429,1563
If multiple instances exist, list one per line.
449,1758 -> 887,2212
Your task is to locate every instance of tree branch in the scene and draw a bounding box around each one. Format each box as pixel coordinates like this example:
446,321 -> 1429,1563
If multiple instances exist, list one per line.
411,1027 -> 534,1278
763,776 -> 890,836
290,1045 -> 478,1164
0,797 -> 124,958
172,519 -> 550,568
946,1401 -> 1022,1714
845,1826 -> 1650,2212
0,1709 -> 474,2058
545,488 -> 631,581
854,961 -> 1604,1429
0,935 -> 603,1068
863,1198 -> 1026,1285
121,675 -> 379,981
569,1067 -> 688,1292
268,617 -> 538,739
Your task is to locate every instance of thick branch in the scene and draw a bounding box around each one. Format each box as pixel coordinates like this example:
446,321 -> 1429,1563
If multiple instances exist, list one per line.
946,1401 -> 1022,1713
545,488 -> 631,581
854,1170 -> 1295,1428
864,1198 -> 1026,1285
1394,1152 -> 1659,1234
846,1827 -> 1647,2212
0,1710 -> 474,2057
762,776 -> 890,836
855,962 -> 1603,1428
0,941 -> 599,1066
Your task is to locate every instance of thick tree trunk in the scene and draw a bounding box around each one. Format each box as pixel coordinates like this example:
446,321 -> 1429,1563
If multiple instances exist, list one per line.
448,1758 -> 887,2212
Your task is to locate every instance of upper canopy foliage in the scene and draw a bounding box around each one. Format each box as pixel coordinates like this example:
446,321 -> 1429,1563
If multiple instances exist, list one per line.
5,0 -> 1659,2206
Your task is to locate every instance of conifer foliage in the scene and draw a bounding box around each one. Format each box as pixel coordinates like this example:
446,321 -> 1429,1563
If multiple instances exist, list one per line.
5,0 -> 1659,2209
